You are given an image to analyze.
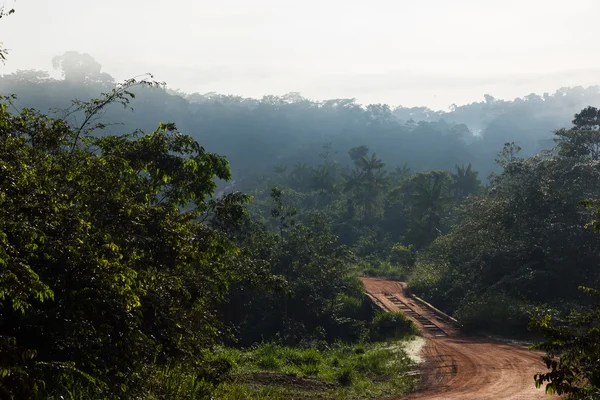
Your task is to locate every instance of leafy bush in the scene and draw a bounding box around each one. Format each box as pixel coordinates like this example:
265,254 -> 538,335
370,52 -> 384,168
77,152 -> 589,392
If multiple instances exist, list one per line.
0,92 -> 252,398
253,343 -> 284,371
370,312 -> 417,341
530,287 -> 600,399
455,293 -> 531,336
355,350 -> 390,377
336,366 -> 354,386
357,260 -> 408,281
390,243 -> 416,268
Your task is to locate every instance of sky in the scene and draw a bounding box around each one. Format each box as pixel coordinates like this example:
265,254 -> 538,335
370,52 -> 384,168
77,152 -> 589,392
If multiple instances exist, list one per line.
1,0 -> 599,110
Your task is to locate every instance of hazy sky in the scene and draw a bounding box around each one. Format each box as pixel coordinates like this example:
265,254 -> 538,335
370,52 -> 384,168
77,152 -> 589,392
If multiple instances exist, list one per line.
1,0 -> 599,109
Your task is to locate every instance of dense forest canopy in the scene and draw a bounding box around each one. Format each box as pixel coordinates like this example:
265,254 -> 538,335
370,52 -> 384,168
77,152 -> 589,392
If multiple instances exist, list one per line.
3,52 -> 600,182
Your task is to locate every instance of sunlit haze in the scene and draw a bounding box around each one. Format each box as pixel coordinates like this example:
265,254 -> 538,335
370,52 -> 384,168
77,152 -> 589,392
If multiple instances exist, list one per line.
1,0 -> 599,109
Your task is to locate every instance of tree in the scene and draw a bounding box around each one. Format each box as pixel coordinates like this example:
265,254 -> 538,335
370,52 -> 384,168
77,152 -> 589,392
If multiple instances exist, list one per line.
572,105 -> 600,129
389,243 -> 416,268
4,69 -> 52,83
554,106 -> 600,160
403,171 -> 453,247
391,163 -> 411,184
355,152 -> 385,173
312,165 -> 337,194
270,187 -> 296,239
52,51 -> 114,86
494,141 -> 522,168
452,163 -> 481,200
348,145 -> 369,164
410,144 -> 600,334
408,171 -> 453,217
0,4 -> 15,63
343,148 -> 389,220
530,287 -> 600,399
289,162 -> 312,191
527,195 -> 600,398
0,88 -> 251,397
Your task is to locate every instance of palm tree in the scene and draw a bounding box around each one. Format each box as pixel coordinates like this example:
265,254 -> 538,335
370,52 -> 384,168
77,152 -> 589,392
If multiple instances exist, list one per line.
343,153 -> 390,219
391,163 -> 411,184
348,145 -> 369,165
356,153 -> 385,173
407,171 -> 453,245
342,168 -> 365,195
411,171 -> 452,215
273,164 -> 288,176
452,163 -> 481,200
312,165 -> 336,194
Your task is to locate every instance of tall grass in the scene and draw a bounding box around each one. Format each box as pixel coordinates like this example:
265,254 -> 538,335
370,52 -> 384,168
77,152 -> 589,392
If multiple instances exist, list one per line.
213,339 -> 419,399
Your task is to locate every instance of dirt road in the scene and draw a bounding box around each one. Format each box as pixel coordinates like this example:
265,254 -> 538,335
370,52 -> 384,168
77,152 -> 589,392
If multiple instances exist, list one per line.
361,278 -> 556,400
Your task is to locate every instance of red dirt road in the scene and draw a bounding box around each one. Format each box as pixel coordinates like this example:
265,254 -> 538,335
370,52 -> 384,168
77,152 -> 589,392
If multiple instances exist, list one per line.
361,278 -> 557,400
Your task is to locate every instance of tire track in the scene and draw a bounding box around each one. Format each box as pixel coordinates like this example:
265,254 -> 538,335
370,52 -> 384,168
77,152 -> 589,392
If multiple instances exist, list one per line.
361,277 -> 559,400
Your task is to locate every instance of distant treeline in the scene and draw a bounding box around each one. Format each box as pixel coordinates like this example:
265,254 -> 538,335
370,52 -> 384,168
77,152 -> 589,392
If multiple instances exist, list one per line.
3,53 -> 600,182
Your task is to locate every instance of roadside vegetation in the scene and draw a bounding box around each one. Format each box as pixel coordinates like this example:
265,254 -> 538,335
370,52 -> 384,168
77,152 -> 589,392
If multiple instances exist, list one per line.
213,338 -> 419,400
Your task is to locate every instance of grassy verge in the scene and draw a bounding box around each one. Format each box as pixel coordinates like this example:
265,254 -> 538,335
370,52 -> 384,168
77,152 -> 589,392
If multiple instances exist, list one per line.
48,313 -> 418,400
212,339 -> 420,400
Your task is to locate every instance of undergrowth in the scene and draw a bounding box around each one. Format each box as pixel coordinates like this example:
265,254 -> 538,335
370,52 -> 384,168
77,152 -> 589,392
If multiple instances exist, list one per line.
213,339 -> 419,399
352,260 -> 409,281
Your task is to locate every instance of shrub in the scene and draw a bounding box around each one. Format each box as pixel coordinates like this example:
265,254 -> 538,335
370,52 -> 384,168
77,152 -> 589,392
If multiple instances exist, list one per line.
355,350 -> 390,377
456,293 -> 530,336
370,312 -> 417,341
390,243 -> 416,268
253,343 -> 284,370
336,366 -> 354,386
357,260 -> 407,281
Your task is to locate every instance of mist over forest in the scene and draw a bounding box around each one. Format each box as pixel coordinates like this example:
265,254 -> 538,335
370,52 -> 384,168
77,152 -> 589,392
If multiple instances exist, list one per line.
3,51 -> 600,182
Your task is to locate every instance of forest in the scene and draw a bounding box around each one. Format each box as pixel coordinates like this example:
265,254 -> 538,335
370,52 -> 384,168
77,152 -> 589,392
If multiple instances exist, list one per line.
2,50 -> 600,399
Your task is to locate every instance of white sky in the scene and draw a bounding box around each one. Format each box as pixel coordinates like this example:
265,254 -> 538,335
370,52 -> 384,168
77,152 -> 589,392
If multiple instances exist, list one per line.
1,0 -> 599,110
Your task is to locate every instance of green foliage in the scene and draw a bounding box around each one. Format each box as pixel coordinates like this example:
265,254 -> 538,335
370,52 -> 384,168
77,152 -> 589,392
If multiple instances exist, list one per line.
410,124 -> 600,335
246,140 -> 470,274
343,146 -> 389,220
554,128 -> 600,160
401,170 -> 454,247
389,243 -> 416,268
269,187 -> 297,238
356,260 -> 407,281
529,287 -> 600,399
494,141 -> 522,168
0,89 -> 251,398
213,340 -> 418,399
369,312 -> 417,341
555,106 -> 600,160
336,366 -> 354,386
222,208 -> 372,346
11,44 -> 600,400
455,293 -> 530,335
142,364 -> 215,400
452,163 -> 482,200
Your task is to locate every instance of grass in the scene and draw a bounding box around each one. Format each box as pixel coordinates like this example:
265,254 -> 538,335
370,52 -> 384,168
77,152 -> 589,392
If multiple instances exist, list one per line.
352,260 -> 409,281
42,313 -> 418,400
49,312 -> 418,399
50,338 -> 420,400
212,339 -> 419,400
